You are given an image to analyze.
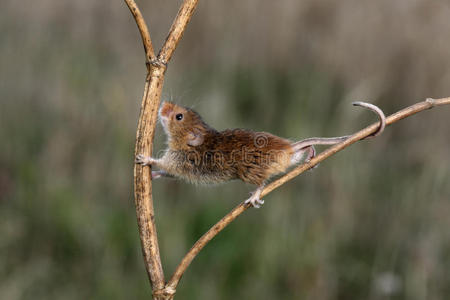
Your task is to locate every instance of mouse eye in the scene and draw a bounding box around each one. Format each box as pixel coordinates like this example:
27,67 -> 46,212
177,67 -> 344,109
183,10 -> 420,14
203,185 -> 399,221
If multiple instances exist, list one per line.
175,113 -> 183,121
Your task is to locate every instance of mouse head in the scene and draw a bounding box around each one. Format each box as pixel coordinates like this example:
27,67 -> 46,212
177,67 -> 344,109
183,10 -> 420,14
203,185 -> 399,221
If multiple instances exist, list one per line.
159,102 -> 210,149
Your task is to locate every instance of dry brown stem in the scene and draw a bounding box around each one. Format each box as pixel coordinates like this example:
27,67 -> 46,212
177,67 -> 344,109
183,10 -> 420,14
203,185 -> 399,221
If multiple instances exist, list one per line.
125,0 -> 199,299
159,0 -> 199,63
166,97 -> 450,290
133,68 -> 166,295
124,0 -> 155,64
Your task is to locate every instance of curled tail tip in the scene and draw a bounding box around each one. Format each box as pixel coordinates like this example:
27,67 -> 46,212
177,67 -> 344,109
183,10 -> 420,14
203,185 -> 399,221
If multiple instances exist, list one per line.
351,101 -> 386,137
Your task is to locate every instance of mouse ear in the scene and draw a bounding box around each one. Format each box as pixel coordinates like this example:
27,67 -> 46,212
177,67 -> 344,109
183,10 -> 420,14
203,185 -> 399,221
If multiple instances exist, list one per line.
187,129 -> 204,147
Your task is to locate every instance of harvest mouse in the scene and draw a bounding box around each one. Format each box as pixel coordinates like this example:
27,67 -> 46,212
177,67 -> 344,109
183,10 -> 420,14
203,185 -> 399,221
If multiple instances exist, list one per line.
136,101 -> 385,208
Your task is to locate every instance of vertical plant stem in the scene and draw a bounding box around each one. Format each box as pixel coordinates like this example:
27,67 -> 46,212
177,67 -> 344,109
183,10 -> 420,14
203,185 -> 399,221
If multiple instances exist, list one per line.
125,0 -> 200,298
134,66 -> 167,293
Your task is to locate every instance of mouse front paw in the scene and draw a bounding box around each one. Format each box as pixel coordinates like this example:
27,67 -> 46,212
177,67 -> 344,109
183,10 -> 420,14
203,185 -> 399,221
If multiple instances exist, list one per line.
135,154 -> 155,166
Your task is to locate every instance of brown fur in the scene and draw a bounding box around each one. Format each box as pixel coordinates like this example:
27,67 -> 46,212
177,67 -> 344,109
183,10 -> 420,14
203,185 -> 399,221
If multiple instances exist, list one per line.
157,102 -> 294,185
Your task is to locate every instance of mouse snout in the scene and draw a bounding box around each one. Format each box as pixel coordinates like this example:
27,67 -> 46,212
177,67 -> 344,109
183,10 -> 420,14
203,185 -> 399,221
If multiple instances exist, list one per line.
159,102 -> 174,119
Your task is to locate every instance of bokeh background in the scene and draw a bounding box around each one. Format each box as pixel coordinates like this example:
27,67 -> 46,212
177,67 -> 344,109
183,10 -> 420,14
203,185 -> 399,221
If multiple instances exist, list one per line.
1,0 -> 450,299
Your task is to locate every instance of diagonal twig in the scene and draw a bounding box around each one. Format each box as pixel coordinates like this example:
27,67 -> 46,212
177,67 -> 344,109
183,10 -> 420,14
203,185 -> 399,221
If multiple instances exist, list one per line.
124,0 -> 156,64
158,0 -> 199,64
166,97 -> 450,290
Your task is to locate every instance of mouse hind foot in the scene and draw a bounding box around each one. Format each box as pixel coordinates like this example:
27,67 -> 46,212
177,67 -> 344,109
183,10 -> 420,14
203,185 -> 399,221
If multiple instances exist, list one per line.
244,185 -> 265,208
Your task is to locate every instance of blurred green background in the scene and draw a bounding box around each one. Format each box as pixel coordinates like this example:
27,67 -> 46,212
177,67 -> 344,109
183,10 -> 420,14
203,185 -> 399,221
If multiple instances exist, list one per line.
1,0 -> 450,299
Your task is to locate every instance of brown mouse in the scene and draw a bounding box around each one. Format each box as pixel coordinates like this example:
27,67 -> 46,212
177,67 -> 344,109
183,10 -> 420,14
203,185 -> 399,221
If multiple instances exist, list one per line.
136,101 -> 385,208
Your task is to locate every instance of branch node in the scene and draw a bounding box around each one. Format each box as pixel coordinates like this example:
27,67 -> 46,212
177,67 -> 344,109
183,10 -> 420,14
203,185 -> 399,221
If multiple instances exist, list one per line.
153,287 -> 176,298
426,97 -> 436,107
148,58 -> 168,68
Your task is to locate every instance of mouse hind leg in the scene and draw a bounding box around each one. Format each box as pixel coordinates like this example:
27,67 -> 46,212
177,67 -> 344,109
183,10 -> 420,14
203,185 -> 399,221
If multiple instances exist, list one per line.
290,145 -> 316,165
244,184 -> 265,208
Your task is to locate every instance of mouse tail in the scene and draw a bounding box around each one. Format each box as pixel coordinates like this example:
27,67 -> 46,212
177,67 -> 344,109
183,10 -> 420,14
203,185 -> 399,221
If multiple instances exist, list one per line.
291,136 -> 349,152
291,101 -> 386,153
